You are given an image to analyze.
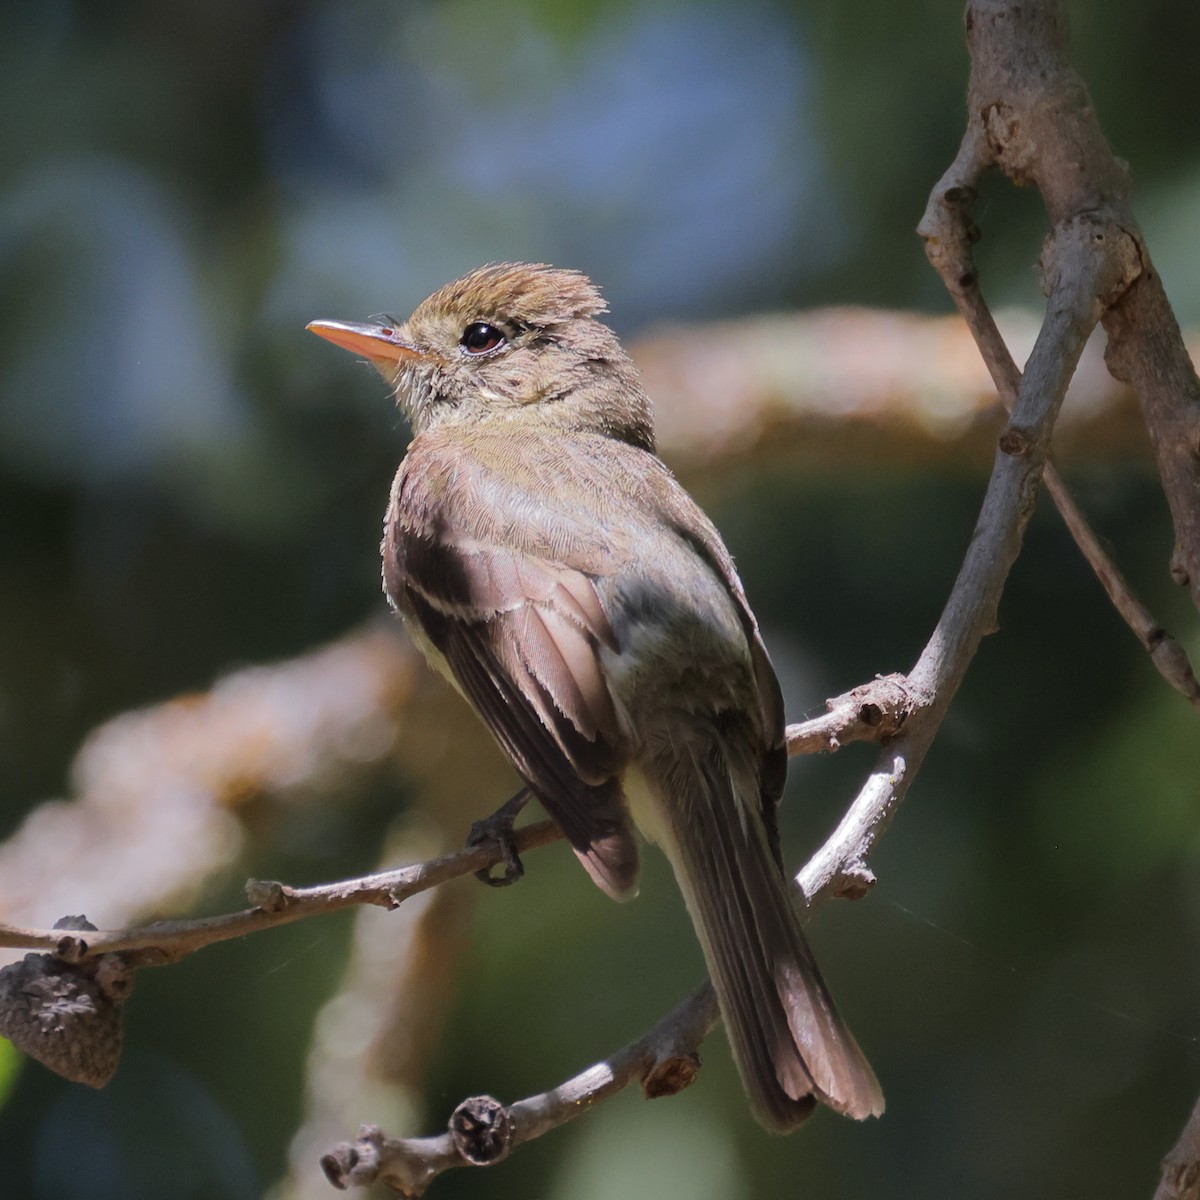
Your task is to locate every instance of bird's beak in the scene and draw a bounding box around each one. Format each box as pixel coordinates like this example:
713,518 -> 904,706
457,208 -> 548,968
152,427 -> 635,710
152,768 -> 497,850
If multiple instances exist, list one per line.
305,319 -> 424,367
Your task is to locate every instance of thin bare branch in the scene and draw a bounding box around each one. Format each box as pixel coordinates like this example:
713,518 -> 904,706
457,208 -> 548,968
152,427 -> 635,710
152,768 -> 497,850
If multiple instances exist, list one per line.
318,282 -> 1144,1187
0,820 -> 561,967
800,212 -> 1141,905
637,304 -> 1143,475
5,11 -> 1195,1194
1041,468 -> 1200,708
321,984 -> 719,1196
1105,281 -> 1200,613
0,658 -> 919,1193
0,309 -> 1176,969
917,8 -> 1200,1197
918,5 -> 1200,711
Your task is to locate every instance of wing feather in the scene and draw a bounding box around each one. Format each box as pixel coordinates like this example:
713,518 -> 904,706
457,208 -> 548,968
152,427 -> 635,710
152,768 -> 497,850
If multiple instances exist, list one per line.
386,444 -> 638,898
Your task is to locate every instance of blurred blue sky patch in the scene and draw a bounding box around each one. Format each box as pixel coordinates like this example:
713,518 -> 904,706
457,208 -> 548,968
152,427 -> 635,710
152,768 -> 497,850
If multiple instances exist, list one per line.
264,0 -> 838,332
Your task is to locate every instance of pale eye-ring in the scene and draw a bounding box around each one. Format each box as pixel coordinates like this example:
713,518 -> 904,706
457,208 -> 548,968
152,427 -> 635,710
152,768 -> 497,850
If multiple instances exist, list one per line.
460,321 -> 506,355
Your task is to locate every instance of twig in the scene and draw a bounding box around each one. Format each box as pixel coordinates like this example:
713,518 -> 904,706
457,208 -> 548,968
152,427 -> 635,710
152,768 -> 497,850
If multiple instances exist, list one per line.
0,661 -> 921,1193
918,9 -> 1200,1198
784,673 -> 918,755
0,309 -> 1173,962
0,623 -> 424,957
0,821 -> 562,967
1041,469 -> 1200,708
1,16 -> 1151,1187
318,263 -> 1137,1183
798,0 -> 1164,912
321,984 -> 719,1196
1105,275 -> 1200,616
0,663 -> 926,1193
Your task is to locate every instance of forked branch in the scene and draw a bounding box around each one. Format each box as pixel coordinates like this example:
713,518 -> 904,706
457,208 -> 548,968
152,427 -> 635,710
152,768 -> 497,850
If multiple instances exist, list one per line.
919,0 -> 1200,710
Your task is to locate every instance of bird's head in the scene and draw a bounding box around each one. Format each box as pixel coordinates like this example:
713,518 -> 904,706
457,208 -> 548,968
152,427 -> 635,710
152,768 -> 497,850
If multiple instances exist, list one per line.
307,262 -> 653,447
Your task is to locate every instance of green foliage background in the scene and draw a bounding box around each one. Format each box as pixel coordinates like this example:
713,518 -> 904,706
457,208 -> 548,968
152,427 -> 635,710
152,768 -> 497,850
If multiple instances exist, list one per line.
2,2 -> 1200,1197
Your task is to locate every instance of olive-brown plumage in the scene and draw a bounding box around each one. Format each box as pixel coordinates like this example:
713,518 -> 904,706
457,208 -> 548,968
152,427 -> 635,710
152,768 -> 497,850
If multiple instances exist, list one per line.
308,262 -> 883,1129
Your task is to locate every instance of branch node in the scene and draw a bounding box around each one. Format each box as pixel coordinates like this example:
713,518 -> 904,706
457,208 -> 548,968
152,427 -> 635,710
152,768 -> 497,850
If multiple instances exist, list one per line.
54,934 -> 89,962
1171,551 -> 1191,588
51,914 -> 97,963
941,184 -> 977,210
245,879 -> 290,912
982,101 -> 1019,165
997,425 -> 1034,457
321,1124 -> 385,1191
1038,215 -> 1142,311
94,954 -> 135,1002
449,1096 -> 513,1166
832,861 -> 878,901
643,1050 -> 702,1099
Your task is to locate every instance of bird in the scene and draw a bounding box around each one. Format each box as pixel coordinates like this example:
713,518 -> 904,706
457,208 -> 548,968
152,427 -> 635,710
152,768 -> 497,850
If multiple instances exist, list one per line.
307,262 -> 883,1130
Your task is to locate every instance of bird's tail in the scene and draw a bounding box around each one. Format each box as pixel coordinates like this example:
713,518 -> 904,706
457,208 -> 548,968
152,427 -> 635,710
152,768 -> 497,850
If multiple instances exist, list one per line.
639,714 -> 883,1131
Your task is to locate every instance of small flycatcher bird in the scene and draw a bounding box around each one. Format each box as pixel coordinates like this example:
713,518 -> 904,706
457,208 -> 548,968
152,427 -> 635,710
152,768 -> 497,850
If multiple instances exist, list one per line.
307,263 -> 882,1129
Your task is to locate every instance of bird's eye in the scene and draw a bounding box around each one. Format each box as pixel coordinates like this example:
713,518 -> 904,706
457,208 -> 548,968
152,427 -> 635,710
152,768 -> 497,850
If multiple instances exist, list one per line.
460,321 -> 506,355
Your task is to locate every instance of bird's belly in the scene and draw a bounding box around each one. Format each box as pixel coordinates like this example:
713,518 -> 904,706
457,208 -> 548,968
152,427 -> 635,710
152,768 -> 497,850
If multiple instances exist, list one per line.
621,762 -> 669,848
398,610 -> 467,701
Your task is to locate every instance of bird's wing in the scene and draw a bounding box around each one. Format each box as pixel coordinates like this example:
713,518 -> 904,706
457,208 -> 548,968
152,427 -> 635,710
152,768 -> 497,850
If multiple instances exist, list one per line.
384,435 -> 639,899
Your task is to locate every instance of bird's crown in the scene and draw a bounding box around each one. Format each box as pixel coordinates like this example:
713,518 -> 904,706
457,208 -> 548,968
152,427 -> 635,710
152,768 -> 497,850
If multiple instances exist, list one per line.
413,262 -> 607,330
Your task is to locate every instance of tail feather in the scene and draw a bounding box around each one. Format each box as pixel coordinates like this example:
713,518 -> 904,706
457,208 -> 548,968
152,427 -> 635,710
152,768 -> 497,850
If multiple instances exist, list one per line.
644,715 -> 883,1130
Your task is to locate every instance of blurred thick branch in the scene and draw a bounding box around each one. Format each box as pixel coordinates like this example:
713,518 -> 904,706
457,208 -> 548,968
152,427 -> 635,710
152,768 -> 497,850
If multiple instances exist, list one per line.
0,625 -> 418,952
638,304 -> 1147,473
